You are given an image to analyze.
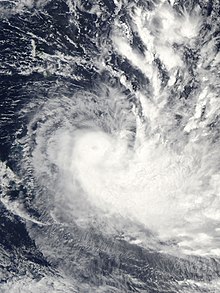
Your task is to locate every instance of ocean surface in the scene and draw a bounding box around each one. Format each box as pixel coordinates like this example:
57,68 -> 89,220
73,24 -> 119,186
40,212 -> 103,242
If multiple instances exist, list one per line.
0,0 -> 220,292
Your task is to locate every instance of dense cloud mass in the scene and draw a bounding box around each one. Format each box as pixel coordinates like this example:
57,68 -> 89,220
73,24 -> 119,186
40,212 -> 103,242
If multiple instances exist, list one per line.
0,0 -> 220,292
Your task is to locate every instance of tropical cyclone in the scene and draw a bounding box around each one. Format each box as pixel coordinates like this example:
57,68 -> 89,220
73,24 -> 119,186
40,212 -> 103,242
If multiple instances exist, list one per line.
1,0 -> 220,292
